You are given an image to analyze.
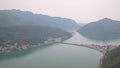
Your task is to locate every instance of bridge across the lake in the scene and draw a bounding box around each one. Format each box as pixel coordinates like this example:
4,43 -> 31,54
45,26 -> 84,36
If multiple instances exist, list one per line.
57,42 -> 118,54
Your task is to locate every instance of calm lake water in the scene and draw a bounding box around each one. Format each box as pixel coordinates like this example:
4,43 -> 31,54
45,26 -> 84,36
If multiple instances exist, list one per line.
0,32 -> 119,68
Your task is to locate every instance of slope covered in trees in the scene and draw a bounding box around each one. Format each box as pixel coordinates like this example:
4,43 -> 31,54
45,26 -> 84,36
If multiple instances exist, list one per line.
0,26 -> 72,46
78,18 -> 120,40
101,46 -> 120,68
0,9 -> 79,31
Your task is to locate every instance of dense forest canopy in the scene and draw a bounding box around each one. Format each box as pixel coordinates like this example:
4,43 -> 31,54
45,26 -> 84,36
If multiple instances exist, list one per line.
0,26 -> 72,46
101,46 -> 120,68
0,9 -> 79,31
78,18 -> 120,40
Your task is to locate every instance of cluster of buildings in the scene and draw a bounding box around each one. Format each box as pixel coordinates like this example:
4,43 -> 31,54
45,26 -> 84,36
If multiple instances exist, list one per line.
0,37 -> 62,54
44,37 -> 61,44
0,43 -> 33,53
80,44 -> 118,54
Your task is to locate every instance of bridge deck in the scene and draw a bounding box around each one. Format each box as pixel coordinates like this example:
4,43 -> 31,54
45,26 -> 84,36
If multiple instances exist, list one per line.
58,42 -> 118,54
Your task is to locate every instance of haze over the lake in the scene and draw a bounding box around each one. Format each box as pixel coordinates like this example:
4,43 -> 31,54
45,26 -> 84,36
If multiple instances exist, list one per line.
0,0 -> 120,23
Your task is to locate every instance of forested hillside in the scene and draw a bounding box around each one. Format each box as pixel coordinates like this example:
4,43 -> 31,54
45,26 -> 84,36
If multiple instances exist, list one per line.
101,46 -> 120,68
0,9 -> 79,31
78,18 -> 120,40
0,26 -> 72,46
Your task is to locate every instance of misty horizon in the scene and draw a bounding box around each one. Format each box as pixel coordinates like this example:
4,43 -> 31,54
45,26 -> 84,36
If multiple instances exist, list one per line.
0,0 -> 120,23
0,9 -> 120,24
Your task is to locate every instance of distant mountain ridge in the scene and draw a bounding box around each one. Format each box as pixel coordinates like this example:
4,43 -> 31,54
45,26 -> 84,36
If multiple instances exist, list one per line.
78,18 -> 120,40
0,9 -> 79,31
0,9 -> 74,53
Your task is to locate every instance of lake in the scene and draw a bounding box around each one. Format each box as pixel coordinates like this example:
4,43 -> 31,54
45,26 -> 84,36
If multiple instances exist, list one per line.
0,32 -> 119,68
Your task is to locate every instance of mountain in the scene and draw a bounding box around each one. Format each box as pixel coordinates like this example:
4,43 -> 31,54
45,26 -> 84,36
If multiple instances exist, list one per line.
78,18 -> 120,40
101,46 -> 120,68
0,9 -> 79,31
0,26 -> 72,46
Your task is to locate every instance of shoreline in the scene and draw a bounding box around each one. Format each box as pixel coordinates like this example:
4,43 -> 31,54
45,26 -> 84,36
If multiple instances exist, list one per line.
0,36 -> 72,54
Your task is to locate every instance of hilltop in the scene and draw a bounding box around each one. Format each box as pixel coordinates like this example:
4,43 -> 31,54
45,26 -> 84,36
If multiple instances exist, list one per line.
0,9 -> 79,31
78,18 -> 120,40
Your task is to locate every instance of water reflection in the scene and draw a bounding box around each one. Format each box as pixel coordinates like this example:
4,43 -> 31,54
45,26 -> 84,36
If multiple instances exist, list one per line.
79,30 -> 120,41
67,32 -> 120,46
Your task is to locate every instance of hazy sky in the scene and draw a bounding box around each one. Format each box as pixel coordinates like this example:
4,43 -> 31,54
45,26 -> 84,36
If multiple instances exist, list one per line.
0,0 -> 120,23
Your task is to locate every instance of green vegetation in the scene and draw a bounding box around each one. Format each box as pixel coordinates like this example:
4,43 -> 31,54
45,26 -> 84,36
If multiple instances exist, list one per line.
0,9 -> 74,54
77,18 -> 120,68
78,18 -> 120,40
0,26 -> 72,46
101,46 -> 120,68
0,9 -> 79,31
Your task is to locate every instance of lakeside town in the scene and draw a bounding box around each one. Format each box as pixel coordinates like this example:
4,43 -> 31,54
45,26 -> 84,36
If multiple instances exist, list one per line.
0,37 -> 62,54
